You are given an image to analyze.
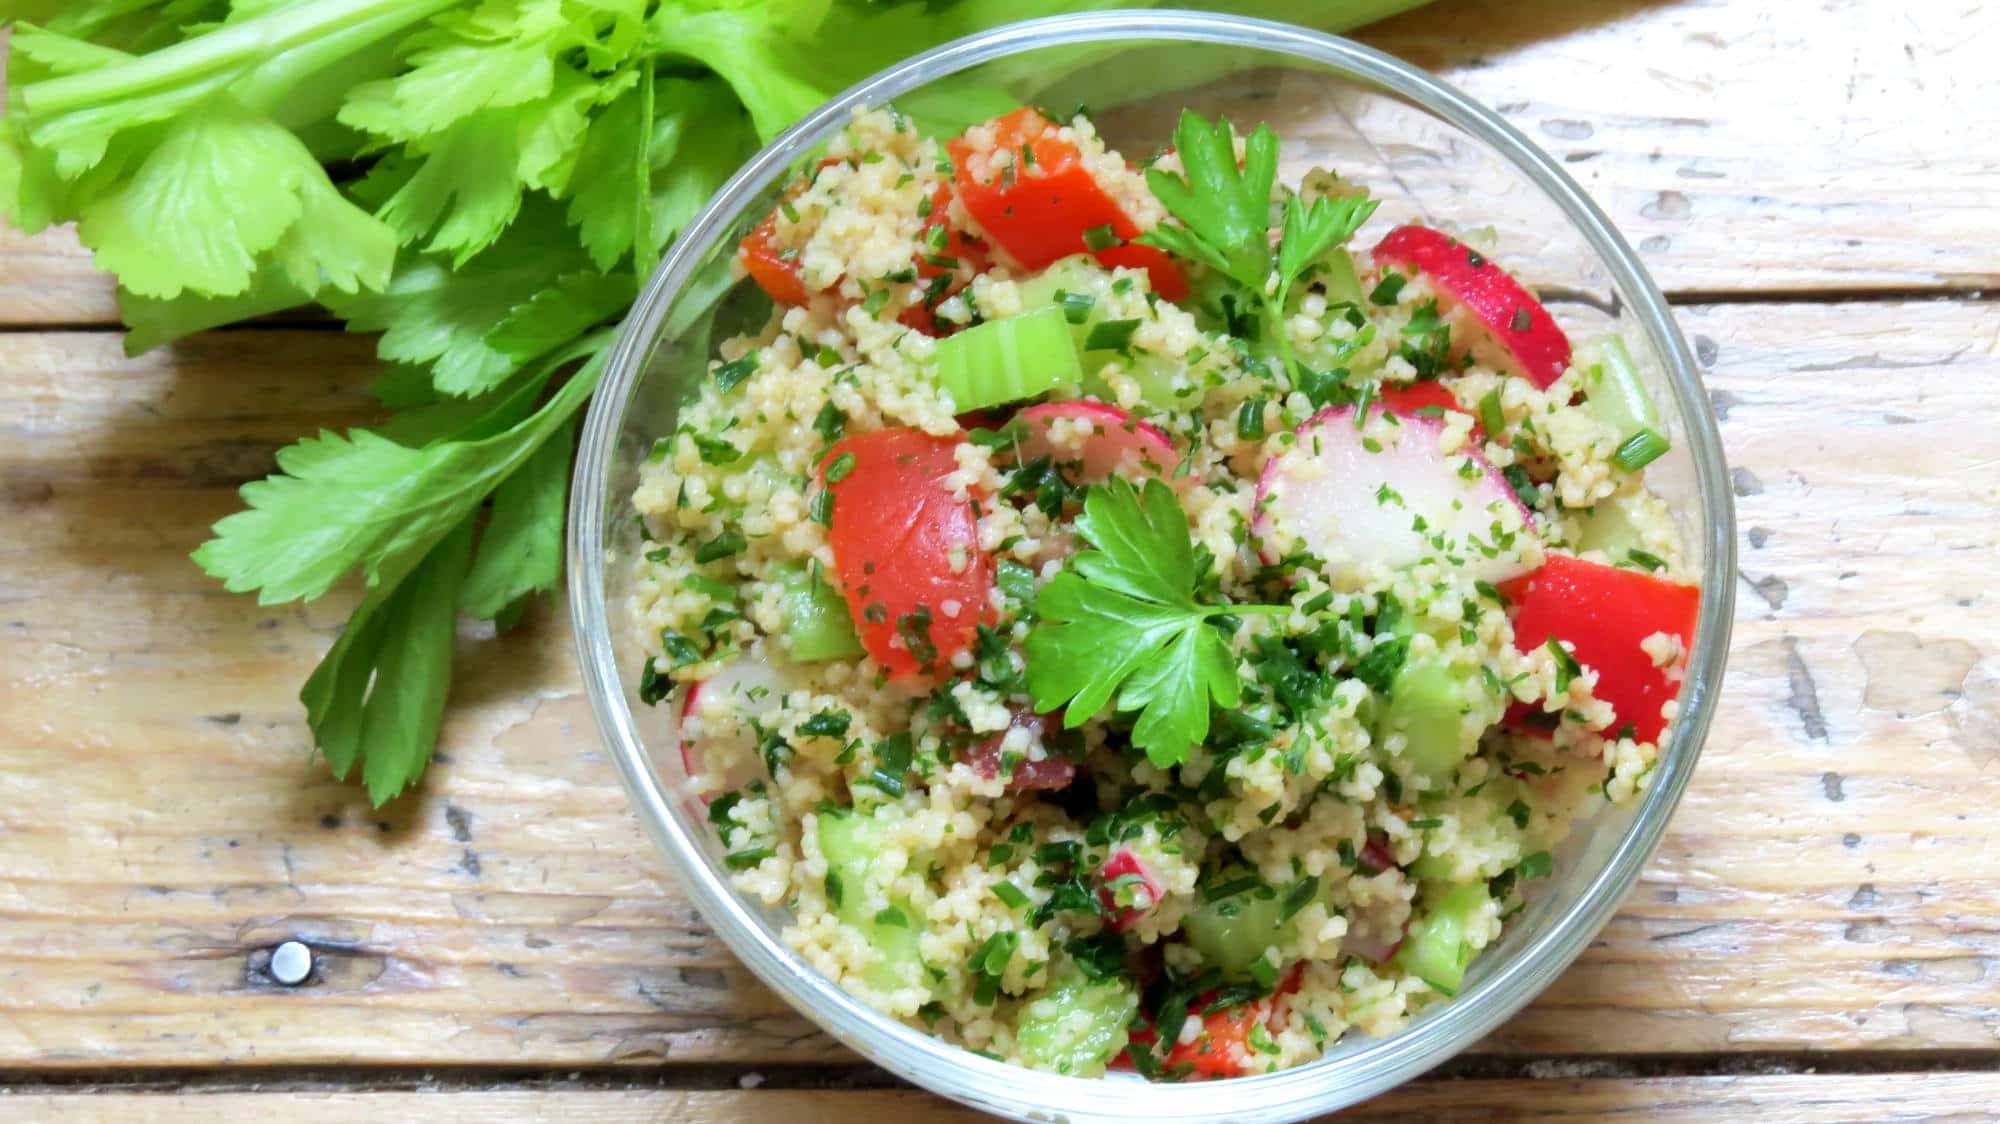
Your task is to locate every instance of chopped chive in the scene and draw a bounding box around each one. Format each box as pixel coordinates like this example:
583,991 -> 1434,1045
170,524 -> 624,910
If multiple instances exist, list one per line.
1546,636 -> 1583,692
1477,389 -> 1505,436
724,846 -> 775,870
812,401 -> 847,442
1626,548 -> 1668,572
1084,318 -> 1141,353
1236,397 -> 1266,441
824,451 -> 857,484
1612,427 -> 1670,471
1059,290 -> 1095,325
1081,223 -> 1120,251
695,529 -> 746,564
992,881 -> 1030,909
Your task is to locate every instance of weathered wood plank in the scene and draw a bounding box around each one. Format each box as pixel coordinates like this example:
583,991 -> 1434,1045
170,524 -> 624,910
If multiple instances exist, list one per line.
0,227 -> 116,326
1,298 -> 1996,1067
10,1075 -> 2000,1122
1360,0 -> 2000,295
1,0 -> 1995,327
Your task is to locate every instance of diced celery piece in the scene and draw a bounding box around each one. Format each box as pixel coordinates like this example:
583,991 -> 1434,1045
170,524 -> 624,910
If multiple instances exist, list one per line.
1379,656 -> 1504,781
1017,255 -> 1192,408
1393,881 -> 1490,996
775,562 -> 863,662
1408,851 -> 1453,881
1015,966 -> 1139,1077
817,811 -> 924,993
1317,248 -> 1365,306
1184,877 -> 1293,977
1583,335 -> 1661,440
1574,491 -> 1650,557
935,304 -> 1082,412
1012,255 -> 1108,329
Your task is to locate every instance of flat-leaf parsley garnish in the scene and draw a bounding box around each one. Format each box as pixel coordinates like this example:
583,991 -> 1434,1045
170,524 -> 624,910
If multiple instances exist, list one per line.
1024,477 -> 1283,768
1139,109 -> 1379,369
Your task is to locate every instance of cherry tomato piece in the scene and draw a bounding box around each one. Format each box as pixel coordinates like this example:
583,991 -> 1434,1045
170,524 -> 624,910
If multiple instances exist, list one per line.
818,429 -> 992,677
947,107 -> 1187,299
1499,552 -> 1700,743
738,216 -> 811,306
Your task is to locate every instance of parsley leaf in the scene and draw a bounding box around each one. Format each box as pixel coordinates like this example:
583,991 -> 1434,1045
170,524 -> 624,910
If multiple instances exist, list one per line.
1024,478 -> 1283,767
1138,110 -> 1278,291
1276,192 -> 1379,296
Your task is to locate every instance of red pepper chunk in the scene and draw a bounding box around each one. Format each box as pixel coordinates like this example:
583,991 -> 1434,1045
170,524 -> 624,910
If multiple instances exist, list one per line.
737,158 -> 848,307
1165,1002 -> 1257,1079
947,107 -> 1188,300
1376,380 -> 1482,441
817,429 -> 993,678
899,181 -> 992,337
1499,552 -> 1700,744
738,216 -> 811,306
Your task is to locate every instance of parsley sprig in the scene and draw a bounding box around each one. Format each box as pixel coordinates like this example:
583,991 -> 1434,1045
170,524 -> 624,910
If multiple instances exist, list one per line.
1139,110 -> 1379,370
1024,478 -> 1284,768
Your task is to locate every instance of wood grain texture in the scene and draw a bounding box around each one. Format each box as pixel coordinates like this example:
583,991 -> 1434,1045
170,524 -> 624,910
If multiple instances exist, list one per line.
1360,0 -> 2000,295
10,1076 -> 2000,1123
2,0 -> 1995,330
1,298 -> 1996,1067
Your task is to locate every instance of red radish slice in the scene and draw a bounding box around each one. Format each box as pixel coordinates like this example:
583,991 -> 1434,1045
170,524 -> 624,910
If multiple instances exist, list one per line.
1096,848 -> 1165,932
1013,401 -> 1180,483
1342,916 -> 1409,965
1372,225 -> 1572,389
1361,832 -> 1398,874
1254,405 -> 1538,588
679,656 -> 787,799
961,712 -> 1077,792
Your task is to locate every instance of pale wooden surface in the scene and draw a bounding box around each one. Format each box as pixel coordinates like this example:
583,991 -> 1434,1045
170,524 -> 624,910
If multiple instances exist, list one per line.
3,0 -> 1999,1118
9,1077 -> 2000,1122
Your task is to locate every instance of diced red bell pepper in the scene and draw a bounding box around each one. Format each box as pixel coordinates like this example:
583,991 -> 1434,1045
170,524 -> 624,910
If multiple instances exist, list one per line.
738,216 -> 811,307
1376,380 -> 1483,441
1499,552 -> 1700,743
737,158 -> 846,307
1165,1001 -> 1257,1079
899,181 -> 992,337
947,107 -> 1187,300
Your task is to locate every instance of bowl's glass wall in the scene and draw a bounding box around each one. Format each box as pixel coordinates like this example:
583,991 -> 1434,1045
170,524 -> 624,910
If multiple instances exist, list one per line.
574,15 -> 1732,1124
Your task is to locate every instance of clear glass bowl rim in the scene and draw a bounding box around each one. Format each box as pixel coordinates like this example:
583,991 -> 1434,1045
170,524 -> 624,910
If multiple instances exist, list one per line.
568,11 -> 1737,1121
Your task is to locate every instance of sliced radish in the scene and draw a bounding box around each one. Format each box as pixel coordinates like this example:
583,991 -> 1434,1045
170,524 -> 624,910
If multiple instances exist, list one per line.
962,711 -> 1077,792
1360,832 -> 1399,875
1254,405 -> 1538,589
679,656 -> 787,799
1012,400 -> 1180,484
1096,848 -> 1165,931
1372,225 -> 1572,389
1342,915 -> 1409,965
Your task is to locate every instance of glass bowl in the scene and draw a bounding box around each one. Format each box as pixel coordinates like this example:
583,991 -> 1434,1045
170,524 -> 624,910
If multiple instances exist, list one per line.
568,11 -> 1735,1122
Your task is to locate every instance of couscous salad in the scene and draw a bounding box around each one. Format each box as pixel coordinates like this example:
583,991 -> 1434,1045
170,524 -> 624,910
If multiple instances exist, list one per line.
629,105 -> 1700,1080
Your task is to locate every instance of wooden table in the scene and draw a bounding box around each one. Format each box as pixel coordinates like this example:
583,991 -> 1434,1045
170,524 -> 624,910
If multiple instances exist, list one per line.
5,1 -> 1998,1119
